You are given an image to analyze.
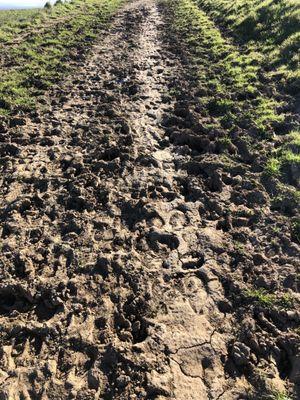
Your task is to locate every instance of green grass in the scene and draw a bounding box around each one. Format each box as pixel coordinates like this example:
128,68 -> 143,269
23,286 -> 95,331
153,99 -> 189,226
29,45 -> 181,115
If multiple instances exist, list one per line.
265,130 -> 300,182
271,392 -> 293,400
265,150 -> 300,176
163,0 -> 284,135
163,0 -> 299,209
0,8 -> 40,27
245,288 -> 294,310
196,0 -> 300,44
0,0 -> 123,115
196,0 -> 300,93
265,157 -> 281,176
291,218 -> 300,243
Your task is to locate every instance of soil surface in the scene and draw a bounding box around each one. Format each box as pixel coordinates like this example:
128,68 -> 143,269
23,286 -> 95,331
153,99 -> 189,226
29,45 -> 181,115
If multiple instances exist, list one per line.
0,0 -> 299,399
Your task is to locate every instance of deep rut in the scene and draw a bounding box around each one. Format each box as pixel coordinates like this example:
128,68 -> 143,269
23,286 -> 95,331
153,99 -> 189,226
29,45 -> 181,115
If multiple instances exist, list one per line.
0,0 -> 299,399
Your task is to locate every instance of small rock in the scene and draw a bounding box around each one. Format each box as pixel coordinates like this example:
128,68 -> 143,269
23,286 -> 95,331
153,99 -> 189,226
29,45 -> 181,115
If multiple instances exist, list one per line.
232,342 -> 251,366
252,253 -> 267,265
87,368 -> 100,390
0,122 -> 7,133
217,299 -> 232,313
9,117 -> 26,128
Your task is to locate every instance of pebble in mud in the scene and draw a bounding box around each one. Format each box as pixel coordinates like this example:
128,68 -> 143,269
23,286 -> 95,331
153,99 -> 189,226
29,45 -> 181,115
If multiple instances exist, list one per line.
231,342 -> 251,367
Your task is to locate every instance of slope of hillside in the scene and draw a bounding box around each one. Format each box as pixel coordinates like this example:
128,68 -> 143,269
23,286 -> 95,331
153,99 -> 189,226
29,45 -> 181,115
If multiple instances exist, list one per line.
197,0 -> 300,94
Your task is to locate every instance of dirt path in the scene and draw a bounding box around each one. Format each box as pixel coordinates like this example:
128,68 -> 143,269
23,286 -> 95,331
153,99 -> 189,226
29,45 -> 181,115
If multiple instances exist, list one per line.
0,0 -> 299,399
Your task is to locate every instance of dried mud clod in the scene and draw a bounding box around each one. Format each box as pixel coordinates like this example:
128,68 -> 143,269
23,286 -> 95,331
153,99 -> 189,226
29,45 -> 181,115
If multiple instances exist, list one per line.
0,0 -> 299,399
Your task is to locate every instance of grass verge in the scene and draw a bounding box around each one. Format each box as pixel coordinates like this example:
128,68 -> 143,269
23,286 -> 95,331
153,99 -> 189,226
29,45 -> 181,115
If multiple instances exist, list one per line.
162,0 -> 299,221
196,0 -> 300,94
0,0 -> 123,115
161,0 -> 285,135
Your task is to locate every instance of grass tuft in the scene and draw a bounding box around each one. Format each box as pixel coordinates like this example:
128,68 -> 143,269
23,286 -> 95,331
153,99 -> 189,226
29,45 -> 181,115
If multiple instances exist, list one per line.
245,288 -> 294,309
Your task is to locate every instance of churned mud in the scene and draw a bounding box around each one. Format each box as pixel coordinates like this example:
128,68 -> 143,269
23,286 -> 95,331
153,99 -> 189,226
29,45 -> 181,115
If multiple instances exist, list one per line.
0,0 -> 299,399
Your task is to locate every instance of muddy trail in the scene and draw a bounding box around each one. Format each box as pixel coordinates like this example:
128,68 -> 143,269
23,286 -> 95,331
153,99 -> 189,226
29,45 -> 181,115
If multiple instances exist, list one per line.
0,0 -> 299,399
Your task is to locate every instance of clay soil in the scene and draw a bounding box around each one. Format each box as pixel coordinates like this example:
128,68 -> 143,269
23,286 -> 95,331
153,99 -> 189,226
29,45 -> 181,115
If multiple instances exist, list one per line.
0,0 -> 299,399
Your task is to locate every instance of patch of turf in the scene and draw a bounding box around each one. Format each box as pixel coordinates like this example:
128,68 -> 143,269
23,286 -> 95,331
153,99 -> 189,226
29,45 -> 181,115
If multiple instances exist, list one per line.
196,0 -> 300,93
163,0 -> 284,134
245,288 -> 295,310
265,130 -> 300,187
291,218 -> 300,243
0,0 -> 123,115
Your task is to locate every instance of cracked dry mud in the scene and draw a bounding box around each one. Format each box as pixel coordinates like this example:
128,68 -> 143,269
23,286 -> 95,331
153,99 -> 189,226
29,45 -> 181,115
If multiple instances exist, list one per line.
0,0 -> 299,399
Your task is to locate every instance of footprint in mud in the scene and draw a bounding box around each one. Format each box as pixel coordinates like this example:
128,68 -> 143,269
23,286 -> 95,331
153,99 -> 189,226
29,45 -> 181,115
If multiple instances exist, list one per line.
147,228 -> 180,250
0,286 -> 33,315
181,253 -> 205,270
169,209 -> 188,228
